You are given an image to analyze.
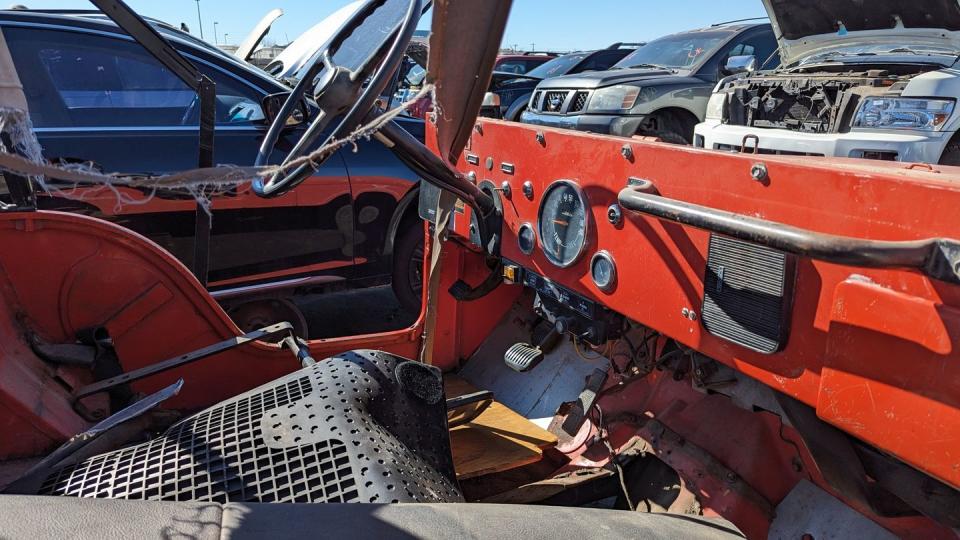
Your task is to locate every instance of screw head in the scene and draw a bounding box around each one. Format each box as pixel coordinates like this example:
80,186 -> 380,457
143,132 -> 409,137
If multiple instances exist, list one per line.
750,163 -> 769,182
536,131 -> 546,146
500,181 -> 512,199
522,181 -> 534,199
485,157 -> 494,171
607,204 -> 623,226
621,144 -> 634,161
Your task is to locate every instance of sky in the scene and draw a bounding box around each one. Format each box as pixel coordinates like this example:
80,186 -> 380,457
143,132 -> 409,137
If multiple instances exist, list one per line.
18,1 -> 770,51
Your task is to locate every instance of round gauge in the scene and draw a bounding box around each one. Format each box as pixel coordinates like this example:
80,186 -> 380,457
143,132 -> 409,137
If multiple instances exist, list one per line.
538,180 -> 590,267
518,223 -> 536,255
591,251 -> 617,292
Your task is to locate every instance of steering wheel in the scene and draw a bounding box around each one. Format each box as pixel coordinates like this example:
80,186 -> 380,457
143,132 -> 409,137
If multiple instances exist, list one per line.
252,0 -> 423,198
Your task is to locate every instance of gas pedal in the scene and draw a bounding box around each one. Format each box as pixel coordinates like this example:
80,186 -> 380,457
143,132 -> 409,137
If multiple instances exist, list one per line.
504,342 -> 546,373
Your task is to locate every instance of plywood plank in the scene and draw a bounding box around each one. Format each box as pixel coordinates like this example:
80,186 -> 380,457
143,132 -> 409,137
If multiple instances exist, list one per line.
445,375 -> 558,479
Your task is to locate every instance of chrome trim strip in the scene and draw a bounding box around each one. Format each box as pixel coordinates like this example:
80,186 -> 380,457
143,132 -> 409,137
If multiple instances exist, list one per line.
210,275 -> 345,301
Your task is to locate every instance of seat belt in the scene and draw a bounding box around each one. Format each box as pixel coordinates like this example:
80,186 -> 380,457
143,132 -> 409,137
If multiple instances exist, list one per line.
419,189 -> 458,365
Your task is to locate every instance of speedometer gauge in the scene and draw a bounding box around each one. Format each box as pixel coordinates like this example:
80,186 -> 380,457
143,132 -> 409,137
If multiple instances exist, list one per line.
538,180 -> 591,268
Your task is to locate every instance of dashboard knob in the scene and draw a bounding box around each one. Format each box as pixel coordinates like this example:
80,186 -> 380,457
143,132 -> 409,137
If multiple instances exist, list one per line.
555,317 -> 576,335
522,181 -> 534,200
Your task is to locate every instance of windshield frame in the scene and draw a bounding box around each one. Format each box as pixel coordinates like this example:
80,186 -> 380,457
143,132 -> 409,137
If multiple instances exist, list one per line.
612,30 -> 734,72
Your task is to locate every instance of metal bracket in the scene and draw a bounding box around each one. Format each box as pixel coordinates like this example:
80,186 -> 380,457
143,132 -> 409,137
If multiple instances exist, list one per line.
72,322 -> 307,405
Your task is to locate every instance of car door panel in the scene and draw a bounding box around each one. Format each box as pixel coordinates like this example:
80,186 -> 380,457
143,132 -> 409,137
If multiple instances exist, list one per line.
5,23 -> 354,287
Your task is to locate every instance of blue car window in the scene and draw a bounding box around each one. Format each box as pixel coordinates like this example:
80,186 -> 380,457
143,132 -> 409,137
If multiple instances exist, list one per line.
6,27 -> 264,128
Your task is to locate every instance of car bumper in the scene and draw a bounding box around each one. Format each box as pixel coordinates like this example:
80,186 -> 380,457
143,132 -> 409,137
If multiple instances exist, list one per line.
520,111 -> 646,137
694,120 -> 952,164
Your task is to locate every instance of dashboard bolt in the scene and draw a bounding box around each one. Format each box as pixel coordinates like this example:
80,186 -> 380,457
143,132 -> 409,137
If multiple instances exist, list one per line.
485,157 -> 494,171
474,123 -> 483,135
607,204 -> 623,226
621,144 -> 634,161
751,163 -> 769,182
522,181 -> 534,200
466,171 -> 477,183
500,181 -> 512,199
536,131 -> 546,146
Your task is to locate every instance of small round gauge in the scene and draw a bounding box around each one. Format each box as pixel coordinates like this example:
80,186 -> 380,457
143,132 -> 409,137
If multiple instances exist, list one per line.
538,180 -> 590,268
518,223 -> 536,255
591,251 -> 617,293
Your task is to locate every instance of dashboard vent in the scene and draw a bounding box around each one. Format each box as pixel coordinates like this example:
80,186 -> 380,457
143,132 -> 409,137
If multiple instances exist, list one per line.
701,235 -> 795,354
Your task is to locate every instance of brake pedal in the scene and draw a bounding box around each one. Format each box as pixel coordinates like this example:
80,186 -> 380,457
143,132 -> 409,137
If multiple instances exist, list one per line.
505,343 -> 545,373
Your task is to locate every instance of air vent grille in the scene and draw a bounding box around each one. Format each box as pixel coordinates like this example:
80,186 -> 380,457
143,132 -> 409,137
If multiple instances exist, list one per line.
701,235 -> 794,353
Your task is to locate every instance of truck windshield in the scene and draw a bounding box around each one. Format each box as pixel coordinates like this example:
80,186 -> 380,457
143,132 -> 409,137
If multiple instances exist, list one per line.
614,32 -> 726,70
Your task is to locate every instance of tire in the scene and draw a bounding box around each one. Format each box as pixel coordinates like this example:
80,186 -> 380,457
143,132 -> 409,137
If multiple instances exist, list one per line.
636,111 -> 695,145
392,223 -> 425,312
939,138 -> 960,166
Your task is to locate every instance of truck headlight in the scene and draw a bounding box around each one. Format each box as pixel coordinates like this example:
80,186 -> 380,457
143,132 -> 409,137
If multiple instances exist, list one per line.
705,93 -> 726,121
587,85 -> 641,113
853,98 -> 955,131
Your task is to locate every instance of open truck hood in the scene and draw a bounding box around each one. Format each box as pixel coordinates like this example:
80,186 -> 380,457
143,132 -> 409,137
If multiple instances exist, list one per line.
763,0 -> 960,65
235,8 -> 283,62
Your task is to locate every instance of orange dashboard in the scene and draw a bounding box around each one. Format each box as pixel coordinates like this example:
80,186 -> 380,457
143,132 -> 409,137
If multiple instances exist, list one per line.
435,119 -> 960,490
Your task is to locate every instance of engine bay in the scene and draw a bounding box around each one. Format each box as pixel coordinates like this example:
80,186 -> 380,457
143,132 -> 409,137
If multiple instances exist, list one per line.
718,66 -> 940,133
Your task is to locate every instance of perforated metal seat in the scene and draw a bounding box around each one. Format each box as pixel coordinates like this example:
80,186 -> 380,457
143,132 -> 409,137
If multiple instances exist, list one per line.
39,351 -> 463,504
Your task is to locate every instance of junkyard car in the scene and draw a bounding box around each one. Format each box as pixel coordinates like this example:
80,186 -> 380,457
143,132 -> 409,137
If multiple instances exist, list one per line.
694,1 -> 960,164
521,22 -> 778,142
481,44 -> 640,121
493,51 -> 558,75
1,8 -> 428,321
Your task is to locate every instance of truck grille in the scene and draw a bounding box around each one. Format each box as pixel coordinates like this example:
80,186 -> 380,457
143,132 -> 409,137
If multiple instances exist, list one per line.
542,91 -> 569,113
568,91 -> 589,112
701,235 -> 795,354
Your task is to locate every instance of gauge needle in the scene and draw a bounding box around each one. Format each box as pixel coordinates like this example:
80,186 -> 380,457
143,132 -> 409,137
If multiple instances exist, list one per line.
553,219 -> 569,226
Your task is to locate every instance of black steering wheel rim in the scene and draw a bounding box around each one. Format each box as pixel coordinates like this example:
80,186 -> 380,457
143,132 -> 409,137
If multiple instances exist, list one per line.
252,0 -> 423,199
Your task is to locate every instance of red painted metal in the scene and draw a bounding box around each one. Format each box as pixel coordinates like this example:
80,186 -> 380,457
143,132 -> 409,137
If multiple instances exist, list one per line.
0,210 -> 423,459
448,120 -> 960,492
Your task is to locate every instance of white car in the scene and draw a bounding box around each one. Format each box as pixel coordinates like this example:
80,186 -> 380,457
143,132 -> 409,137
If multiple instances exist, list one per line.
694,0 -> 960,165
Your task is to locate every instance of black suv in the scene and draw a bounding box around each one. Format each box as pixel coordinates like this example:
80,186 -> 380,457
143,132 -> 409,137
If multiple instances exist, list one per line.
482,43 -> 641,121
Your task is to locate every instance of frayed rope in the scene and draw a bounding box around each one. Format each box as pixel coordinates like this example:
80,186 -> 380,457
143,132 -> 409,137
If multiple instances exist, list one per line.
0,84 -> 436,214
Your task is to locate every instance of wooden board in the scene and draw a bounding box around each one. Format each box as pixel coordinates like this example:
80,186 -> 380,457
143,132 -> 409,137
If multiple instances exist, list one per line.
445,375 -> 558,479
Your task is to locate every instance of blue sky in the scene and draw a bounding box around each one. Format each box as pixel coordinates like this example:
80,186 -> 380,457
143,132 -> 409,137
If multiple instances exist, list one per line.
21,1 -> 769,51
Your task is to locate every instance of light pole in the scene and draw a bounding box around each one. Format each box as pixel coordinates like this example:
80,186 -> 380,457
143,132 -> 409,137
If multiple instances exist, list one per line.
213,21 -> 219,44
223,33 -> 230,46
194,0 -> 204,39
